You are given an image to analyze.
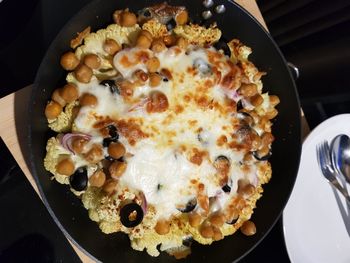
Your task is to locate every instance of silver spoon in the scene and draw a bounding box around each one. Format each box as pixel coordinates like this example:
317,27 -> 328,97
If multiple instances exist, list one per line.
330,134 -> 350,184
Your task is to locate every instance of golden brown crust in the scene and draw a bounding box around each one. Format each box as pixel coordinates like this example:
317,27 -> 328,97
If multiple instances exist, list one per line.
70,26 -> 91,49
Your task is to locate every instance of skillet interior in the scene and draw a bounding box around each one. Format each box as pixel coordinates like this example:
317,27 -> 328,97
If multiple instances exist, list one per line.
29,0 -> 301,262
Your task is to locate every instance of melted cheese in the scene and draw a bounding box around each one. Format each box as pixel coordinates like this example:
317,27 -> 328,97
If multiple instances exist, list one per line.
73,45 -> 266,219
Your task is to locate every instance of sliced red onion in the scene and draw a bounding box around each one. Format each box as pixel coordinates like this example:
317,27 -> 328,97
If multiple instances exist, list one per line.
59,133 -> 92,154
139,191 -> 148,214
128,98 -> 150,112
252,173 -> 259,187
223,88 -> 241,102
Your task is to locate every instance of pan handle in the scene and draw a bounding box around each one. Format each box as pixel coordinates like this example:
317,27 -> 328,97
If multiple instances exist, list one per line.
287,62 -> 299,80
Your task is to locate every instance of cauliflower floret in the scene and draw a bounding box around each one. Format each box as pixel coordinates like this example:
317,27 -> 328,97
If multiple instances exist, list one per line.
48,101 -> 78,132
142,19 -> 168,38
173,24 -> 221,46
75,23 -> 141,59
240,60 -> 264,92
227,39 -> 252,63
44,137 -> 71,184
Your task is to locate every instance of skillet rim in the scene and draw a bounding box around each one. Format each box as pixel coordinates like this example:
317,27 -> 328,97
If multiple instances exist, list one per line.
27,0 -> 302,262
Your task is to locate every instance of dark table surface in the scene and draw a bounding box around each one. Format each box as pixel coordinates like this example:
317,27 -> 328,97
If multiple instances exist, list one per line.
0,0 -> 291,262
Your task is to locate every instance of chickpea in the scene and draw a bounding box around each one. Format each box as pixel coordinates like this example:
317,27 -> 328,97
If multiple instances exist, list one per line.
151,39 -> 166,53
45,101 -> 62,120
56,158 -> 75,176
60,83 -> 79,103
212,226 -> 223,241
250,133 -> 262,151
213,156 -> 230,175
225,208 -> 239,224
256,146 -> 270,158
261,132 -> 274,146
146,91 -> 169,113
51,88 -> 66,107
103,179 -> 118,195
71,137 -> 89,154
176,37 -> 188,49
136,34 -> 152,49
140,30 -> 153,41
239,83 -> 258,97
197,193 -> 209,214
200,224 -> 214,238
60,51 -> 79,71
240,220 -> 256,236
72,105 -> 81,119
188,212 -> 202,227
80,93 -> 97,107
149,73 -> 162,87
119,80 -> 134,97
89,170 -> 106,187
84,144 -> 103,164
119,11 -> 137,27
163,35 -> 176,46
83,54 -> 101,69
74,64 -> 93,83
155,219 -> 170,235
235,196 -> 247,211
269,95 -> 280,106
243,152 -> 254,163
103,38 -> 121,55
237,179 -> 255,196
175,10 -> 188,25
209,213 -> 225,227
108,142 -> 126,159
146,57 -> 160,73
160,68 -> 172,80
109,161 -> 127,179
250,94 -> 264,107
133,69 -> 148,82
266,108 -> 278,119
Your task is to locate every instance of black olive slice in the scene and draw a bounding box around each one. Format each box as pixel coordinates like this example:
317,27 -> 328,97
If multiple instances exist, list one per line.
237,100 -> 243,111
143,9 -> 151,17
236,125 -> 259,142
103,125 -> 119,147
226,216 -> 239,225
107,124 -> 118,138
103,137 -> 114,148
182,236 -> 193,247
104,155 -> 115,162
176,198 -> 197,213
214,40 -> 231,57
70,167 -> 88,191
100,79 -> 120,95
214,155 -> 230,170
222,184 -> 231,193
120,203 -> 144,228
253,149 -> 272,161
166,18 -> 177,31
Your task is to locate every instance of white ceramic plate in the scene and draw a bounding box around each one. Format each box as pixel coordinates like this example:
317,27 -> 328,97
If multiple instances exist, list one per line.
283,114 -> 350,263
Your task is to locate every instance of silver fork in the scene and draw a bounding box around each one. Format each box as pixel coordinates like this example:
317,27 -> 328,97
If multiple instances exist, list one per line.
316,141 -> 350,204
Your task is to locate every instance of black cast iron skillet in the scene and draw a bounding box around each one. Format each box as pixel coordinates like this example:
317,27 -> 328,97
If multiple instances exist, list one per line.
28,0 -> 302,262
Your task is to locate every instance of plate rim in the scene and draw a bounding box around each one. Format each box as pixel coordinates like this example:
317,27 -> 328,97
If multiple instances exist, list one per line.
283,113 -> 350,263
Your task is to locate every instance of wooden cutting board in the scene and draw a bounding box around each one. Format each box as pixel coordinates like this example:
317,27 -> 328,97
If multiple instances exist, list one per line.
0,1 -> 268,262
